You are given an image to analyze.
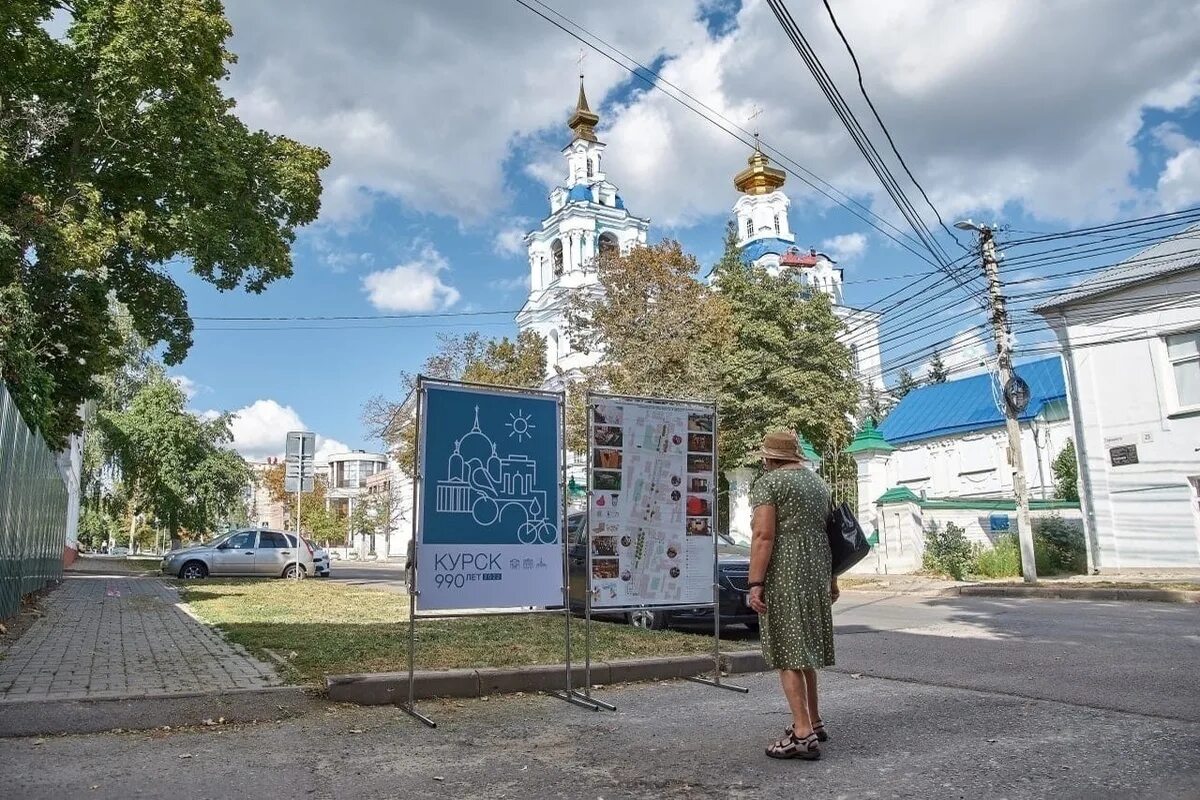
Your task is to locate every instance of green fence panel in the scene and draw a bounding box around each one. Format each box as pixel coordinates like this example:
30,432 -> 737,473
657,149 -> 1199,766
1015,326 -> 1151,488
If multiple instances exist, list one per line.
0,383 -> 66,619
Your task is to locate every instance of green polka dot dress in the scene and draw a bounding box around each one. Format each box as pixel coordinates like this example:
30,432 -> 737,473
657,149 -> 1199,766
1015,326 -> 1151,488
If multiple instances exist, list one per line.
750,466 -> 835,670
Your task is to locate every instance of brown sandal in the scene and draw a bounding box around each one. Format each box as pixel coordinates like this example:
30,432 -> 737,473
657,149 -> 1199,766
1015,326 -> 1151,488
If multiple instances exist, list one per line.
786,720 -> 829,743
766,731 -> 821,760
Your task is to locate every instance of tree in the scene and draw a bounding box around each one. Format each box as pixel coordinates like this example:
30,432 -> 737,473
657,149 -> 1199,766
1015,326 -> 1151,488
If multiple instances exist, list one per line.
1,0 -> 329,448
567,238 -> 731,451
927,351 -> 949,383
1052,439 -> 1080,502
711,220 -> 857,468
861,382 -> 887,424
100,374 -> 250,548
894,368 -> 920,398
259,464 -> 343,543
361,330 -> 547,477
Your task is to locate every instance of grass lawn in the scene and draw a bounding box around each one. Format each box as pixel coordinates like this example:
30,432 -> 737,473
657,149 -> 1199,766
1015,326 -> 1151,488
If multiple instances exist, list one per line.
181,579 -> 753,685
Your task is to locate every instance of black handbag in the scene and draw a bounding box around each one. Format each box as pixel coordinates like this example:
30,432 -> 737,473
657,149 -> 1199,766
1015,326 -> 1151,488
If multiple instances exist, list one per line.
826,501 -> 871,576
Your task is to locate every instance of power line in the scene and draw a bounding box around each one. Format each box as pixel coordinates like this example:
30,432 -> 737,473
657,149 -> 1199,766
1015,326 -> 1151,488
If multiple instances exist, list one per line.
511,0 -> 952,270
819,0 -> 969,256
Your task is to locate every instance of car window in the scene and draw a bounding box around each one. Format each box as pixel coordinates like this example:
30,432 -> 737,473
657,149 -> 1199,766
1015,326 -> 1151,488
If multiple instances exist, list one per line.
259,531 -> 289,548
226,531 -> 257,549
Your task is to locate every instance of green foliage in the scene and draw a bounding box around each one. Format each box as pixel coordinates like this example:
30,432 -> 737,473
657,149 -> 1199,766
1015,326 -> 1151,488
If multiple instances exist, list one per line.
922,521 -> 973,580
568,238 -> 731,454
1052,439 -> 1080,502
861,383 -> 887,424
1,0 -> 329,447
1033,515 -> 1087,575
927,351 -> 949,383
362,330 -> 548,478
259,464 -> 343,543
711,220 -> 857,467
973,534 -> 1022,578
894,368 -> 919,399
100,373 -> 250,545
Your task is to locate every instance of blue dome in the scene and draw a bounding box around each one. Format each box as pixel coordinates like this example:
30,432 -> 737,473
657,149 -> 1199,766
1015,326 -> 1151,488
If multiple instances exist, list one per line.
567,184 -> 592,203
614,194 -> 625,210
739,237 -> 794,264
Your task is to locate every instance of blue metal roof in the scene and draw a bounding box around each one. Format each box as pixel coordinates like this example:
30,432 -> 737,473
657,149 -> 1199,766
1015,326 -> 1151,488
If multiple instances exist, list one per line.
614,194 -> 625,210
878,356 -> 1066,445
567,184 -> 592,203
739,237 -> 794,264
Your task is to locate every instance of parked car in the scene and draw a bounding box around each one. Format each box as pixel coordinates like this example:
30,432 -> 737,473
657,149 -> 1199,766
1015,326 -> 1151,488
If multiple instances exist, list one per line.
566,512 -> 759,631
160,528 -> 316,579
109,546 -> 130,556
308,541 -> 331,577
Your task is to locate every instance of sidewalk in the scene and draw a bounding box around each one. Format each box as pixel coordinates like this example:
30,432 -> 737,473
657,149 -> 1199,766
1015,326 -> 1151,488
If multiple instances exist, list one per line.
0,575 -> 279,702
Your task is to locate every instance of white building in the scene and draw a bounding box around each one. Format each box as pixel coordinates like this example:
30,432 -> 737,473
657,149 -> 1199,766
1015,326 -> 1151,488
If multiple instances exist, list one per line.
516,77 -> 649,386
730,145 -> 885,389
325,450 -> 387,550
1035,228 -> 1200,569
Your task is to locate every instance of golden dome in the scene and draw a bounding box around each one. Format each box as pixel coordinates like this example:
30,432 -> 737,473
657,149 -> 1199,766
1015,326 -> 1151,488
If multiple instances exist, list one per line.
734,141 -> 786,195
568,75 -> 600,142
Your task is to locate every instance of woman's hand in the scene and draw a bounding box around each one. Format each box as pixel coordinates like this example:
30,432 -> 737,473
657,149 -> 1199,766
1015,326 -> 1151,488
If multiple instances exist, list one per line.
830,578 -> 840,604
749,585 -> 767,615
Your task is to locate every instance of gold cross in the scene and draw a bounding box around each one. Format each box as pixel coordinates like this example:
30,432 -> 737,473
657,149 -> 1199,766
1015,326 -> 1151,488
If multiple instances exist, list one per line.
748,104 -> 763,137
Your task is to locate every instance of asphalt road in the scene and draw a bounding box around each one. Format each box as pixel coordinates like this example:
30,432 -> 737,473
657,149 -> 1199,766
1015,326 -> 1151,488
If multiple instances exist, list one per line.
323,559 -> 408,593
3,593 -> 1198,798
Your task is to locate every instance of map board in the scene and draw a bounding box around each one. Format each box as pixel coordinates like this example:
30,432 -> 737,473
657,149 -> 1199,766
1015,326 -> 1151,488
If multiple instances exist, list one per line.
588,397 -> 717,609
416,382 -> 564,611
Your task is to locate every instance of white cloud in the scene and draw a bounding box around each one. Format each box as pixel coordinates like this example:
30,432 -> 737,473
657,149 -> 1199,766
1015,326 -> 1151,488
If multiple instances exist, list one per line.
601,0 -> 1200,228
1153,125 -> 1200,210
222,1 -> 704,224
489,274 -> 531,293
493,220 -> 531,258
169,374 -> 202,401
215,398 -> 352,464
820,233 -> 868,263
361,243 -> 461,312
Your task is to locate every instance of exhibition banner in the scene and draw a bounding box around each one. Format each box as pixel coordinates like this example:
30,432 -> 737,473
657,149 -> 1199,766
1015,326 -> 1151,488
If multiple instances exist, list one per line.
588,397 -> 717,609
416,382 -> 564,611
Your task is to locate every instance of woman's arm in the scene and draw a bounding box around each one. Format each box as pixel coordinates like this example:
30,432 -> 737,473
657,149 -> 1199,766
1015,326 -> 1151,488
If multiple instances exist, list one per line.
747,503 -> 776,615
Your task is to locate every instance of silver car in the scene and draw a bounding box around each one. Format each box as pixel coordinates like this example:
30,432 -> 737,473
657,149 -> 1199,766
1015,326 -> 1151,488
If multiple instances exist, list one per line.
161,528 -> 316,579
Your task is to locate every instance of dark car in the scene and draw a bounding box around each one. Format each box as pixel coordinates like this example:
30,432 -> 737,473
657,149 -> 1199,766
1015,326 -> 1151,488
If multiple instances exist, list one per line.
566,512 -> 759,631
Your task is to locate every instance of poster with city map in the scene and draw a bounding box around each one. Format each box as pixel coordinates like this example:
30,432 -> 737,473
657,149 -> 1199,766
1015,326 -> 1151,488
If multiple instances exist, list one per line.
588,396 -> 716,609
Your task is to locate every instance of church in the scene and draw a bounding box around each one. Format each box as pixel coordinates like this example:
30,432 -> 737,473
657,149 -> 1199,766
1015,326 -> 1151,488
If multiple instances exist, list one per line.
515,78 -> 884,405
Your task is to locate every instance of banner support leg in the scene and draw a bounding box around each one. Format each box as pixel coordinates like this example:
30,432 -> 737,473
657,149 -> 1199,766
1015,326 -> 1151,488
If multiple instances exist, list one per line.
686,516 -> 747,694
397,589 -> 437,727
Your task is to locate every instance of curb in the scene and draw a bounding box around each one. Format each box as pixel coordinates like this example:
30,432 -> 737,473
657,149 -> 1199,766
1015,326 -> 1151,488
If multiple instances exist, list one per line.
947,585 -> 1200,604
0,685 -> 321,739
325,650 -> 768,705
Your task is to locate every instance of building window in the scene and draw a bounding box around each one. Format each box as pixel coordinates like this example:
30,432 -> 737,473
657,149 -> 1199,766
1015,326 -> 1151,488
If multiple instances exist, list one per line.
849,344 -> 859,373
587,158 -> 593,178
551,239 -> 564,276
1166,330 -> 1200,409
773,214 -> 780,234
745,218 -> 753,239
598,232 -> 618,259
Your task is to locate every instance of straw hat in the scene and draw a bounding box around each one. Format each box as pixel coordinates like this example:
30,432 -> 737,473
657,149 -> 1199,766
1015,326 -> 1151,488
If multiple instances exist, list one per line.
755,430 -> 805,463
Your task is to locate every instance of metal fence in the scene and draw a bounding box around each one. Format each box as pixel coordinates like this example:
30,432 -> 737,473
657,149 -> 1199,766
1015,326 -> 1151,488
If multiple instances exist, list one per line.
818,448 -> 858,511
0,382 -> 66,619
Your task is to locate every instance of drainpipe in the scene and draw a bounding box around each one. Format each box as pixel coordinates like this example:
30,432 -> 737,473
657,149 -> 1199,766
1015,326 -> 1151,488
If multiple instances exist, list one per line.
1054,313 -> 1100,573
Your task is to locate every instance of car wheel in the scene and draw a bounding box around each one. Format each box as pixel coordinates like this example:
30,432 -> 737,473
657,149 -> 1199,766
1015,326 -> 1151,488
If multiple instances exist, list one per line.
179,561 -> 208,580
283,564 -> 307,579
627,609 -> 669,630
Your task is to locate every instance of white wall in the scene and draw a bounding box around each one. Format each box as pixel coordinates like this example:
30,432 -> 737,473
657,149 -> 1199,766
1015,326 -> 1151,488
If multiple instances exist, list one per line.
1045,268 -> 1200,568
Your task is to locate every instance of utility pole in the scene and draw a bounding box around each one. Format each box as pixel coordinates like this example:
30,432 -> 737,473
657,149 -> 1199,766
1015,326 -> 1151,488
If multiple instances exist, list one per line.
959,221 -> 1037,583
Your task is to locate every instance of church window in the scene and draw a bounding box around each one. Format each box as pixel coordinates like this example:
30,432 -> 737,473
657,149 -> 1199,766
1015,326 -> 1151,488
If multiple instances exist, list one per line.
598,232 -> 619,260
745,218 -> 753,239
849,344 -> 860,373
587,158 -> 594,178
551,239 -> 564,276
773,214 -> 780,234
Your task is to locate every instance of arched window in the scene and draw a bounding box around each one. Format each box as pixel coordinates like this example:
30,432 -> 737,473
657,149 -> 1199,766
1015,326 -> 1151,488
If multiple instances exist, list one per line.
849,344 -> 860,373
745,218 -> 753,239
587,158 -> 594,178
773,214 -> 781,235
549,329 -> 560,364
551,239 -> 564,276
598,232 -> 619,260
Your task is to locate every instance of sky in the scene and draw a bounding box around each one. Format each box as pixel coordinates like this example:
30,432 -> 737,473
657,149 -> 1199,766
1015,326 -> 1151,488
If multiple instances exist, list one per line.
163,0 -> 1200,461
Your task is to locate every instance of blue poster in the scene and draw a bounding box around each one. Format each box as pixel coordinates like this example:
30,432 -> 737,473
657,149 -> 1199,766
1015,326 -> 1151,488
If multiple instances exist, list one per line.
417,383 -> 563,610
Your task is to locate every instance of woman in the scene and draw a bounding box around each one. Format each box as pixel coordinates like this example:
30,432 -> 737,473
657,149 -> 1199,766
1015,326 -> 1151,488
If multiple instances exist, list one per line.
746,430 -> 838,761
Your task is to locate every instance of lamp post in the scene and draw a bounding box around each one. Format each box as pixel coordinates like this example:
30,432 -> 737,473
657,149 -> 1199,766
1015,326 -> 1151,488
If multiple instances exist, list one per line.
956,220 -> 1037,583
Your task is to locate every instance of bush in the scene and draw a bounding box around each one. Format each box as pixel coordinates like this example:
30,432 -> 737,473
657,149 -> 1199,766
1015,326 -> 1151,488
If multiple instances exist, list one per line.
922,521 -> 973,580
1034,515 -> 1087,575
973,534 -> 1021,578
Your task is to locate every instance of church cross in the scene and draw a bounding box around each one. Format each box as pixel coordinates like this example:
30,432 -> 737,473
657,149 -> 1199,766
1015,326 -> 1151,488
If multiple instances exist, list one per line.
577,47 -> 586,78
748,104 -> 764,145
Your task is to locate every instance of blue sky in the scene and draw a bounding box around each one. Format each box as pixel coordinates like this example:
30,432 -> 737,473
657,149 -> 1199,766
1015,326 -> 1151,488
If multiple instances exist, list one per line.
170,0 -> 1200,460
